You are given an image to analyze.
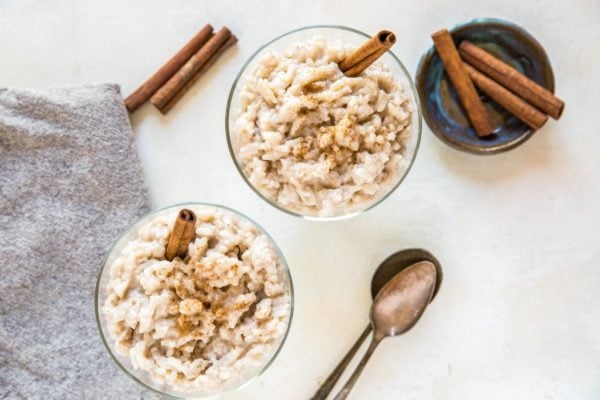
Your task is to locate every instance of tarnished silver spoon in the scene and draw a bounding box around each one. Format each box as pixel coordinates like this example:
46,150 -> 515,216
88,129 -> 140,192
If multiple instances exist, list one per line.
333,260 -> 438,400
311,249 -> 442,400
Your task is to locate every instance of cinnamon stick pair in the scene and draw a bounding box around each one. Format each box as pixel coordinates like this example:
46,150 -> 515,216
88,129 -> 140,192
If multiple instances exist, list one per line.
463,63 -> 548,130
431,29 -> 564,135
154,34 -> 238,114
151,28 -> 236,114
125,24 -> 214,113
165,209 -> 197,261
459,40 -> 564,120
125,24 -> 237,115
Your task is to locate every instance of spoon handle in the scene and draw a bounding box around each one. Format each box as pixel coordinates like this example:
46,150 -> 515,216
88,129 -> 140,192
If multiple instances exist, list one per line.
311,324 -> 372,400
333,335 -> 382,400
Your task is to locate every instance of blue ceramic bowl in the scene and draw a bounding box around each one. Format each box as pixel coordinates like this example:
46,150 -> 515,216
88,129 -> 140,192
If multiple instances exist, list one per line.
416,18 -> 555,154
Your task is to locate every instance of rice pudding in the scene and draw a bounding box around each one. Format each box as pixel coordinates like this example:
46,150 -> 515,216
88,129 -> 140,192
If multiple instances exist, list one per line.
234,36 -> 414,217
102,205 -> 291,393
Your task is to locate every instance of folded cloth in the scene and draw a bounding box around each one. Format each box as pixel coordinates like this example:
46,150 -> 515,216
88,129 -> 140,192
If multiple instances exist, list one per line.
0,84 -> 157,399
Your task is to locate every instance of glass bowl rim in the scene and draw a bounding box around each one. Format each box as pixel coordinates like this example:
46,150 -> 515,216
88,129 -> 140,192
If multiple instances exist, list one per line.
225,24 -> 423,221
94,202 -> 295,399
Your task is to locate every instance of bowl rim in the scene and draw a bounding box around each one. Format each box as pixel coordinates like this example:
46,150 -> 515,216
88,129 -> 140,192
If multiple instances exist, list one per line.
415,17 -> 556,155
94,202 -> 295,399
225,24 -> 423,221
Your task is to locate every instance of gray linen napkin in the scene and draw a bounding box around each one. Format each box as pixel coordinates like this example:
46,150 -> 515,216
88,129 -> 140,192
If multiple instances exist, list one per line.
0,84 -> 158,399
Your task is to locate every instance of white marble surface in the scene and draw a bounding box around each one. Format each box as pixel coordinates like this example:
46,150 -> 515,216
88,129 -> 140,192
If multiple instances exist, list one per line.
1,0 -> 599,399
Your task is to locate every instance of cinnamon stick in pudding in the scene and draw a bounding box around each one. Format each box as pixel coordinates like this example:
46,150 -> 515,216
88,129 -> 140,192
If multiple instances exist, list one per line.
157,34 -> 238,114
124,24 -> 214,113
431,29 -> 494,137
459,40 -> 564,119
339,30 -> 396,77
165,209 -> 197,261
343,46 -> 387,78
151,27 -> 232,113
464,63 -> 548,130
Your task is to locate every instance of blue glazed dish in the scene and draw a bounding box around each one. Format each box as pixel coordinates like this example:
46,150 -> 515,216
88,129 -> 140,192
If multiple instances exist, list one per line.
416,18 -> 556,154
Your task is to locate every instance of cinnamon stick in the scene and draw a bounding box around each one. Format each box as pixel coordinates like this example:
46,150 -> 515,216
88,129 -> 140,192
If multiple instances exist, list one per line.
339,30 -> 396,77
124,24 -> 214,113
459,40 -> 564,119
157,34 -> 238,114
464,63 -> 548,130
151,27 -> 231,113
343,47 -> 387,78
165,209 -> 197,261
431,29 -> 494,137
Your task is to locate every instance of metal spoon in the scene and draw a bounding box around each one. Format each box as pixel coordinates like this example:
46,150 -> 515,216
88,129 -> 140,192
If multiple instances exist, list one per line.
333,261 -> 438,399
311,249 -> 442,400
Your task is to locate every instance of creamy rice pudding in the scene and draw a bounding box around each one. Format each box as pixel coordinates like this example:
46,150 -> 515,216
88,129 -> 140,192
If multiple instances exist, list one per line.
102,206 -> 291,393
234,36 -> 413,217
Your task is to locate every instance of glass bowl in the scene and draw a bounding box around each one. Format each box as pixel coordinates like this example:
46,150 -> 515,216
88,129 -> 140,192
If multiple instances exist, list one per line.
95,203 -> 294,399
226,25 -> 422,221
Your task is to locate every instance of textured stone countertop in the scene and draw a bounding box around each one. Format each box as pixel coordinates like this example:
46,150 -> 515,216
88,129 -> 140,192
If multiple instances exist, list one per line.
0,0 -> 598,399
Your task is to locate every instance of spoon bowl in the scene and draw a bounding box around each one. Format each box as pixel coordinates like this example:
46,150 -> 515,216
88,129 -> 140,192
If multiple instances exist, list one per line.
371,248 -> 442,301
371,261 -> 437,338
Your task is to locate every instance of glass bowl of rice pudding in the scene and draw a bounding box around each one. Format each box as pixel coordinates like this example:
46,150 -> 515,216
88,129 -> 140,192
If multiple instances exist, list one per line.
95,203 -> 293,399
226,25 -> 422,220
